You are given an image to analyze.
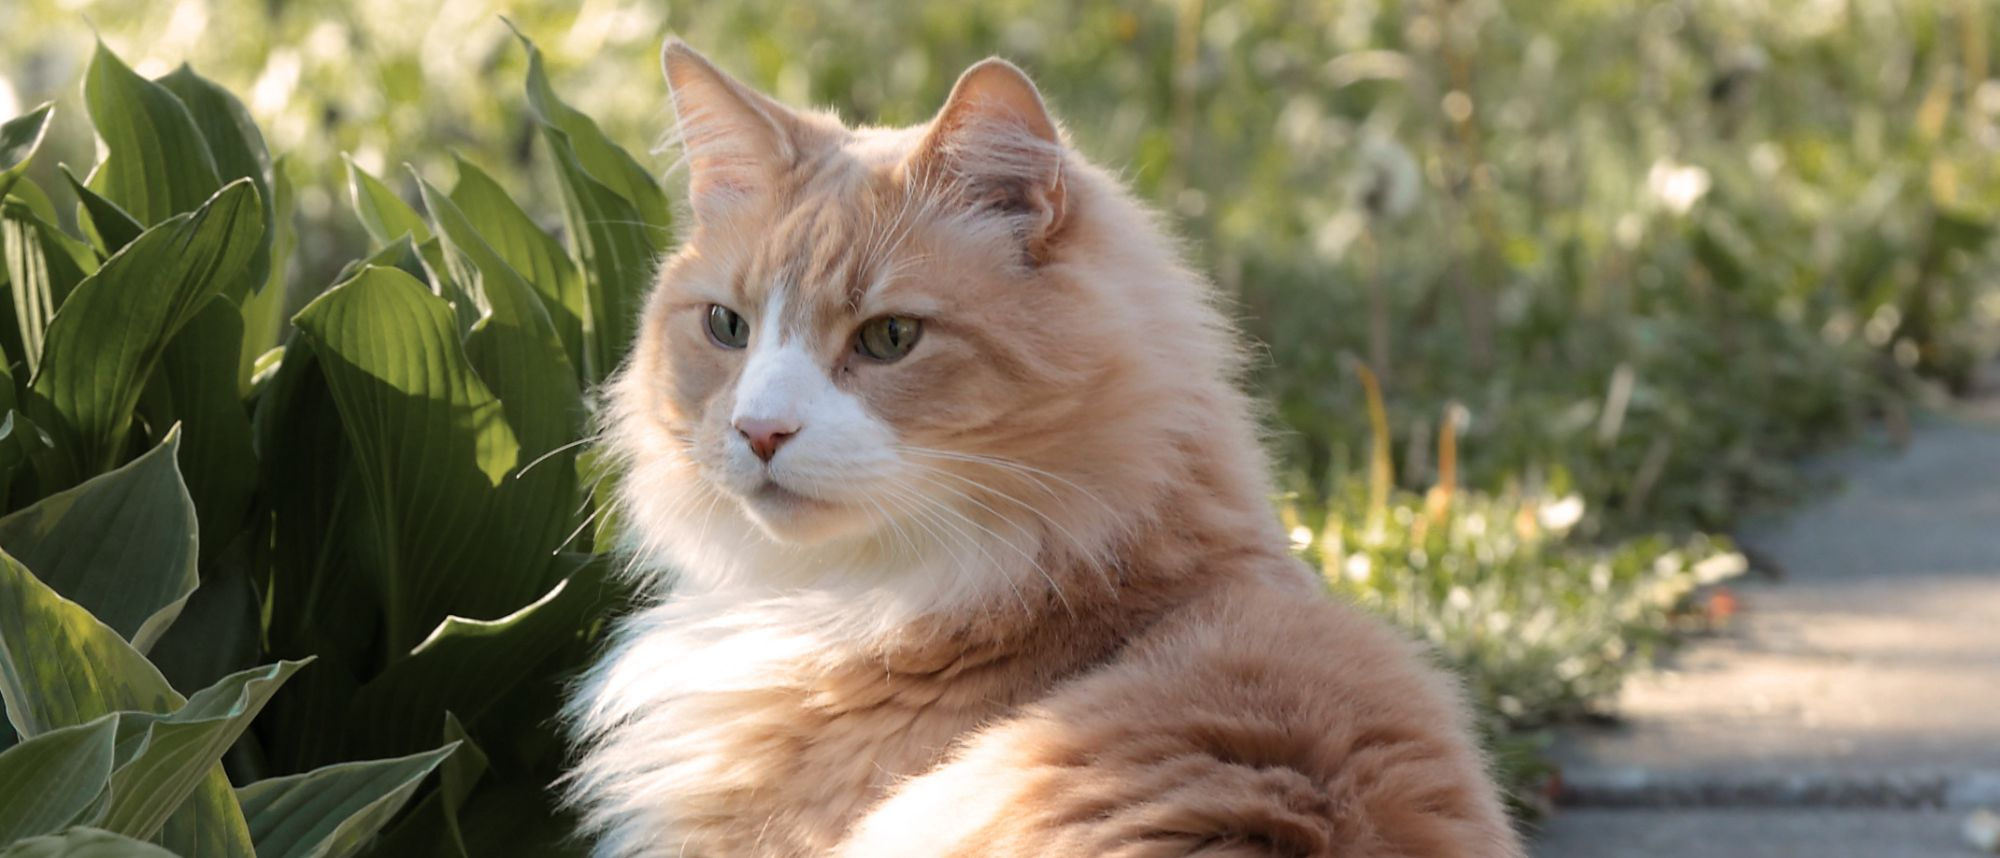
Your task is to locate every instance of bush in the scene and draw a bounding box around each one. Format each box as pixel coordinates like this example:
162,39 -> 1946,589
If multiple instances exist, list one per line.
0,34 -> 645,855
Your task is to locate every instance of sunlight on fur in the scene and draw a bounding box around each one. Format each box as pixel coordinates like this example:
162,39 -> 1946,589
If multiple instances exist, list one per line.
565,38 -> 1526,858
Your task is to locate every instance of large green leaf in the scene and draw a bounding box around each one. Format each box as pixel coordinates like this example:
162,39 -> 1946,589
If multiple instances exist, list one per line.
0,551 -> 253,858
236,744 -> 456,858
291,266 -> 534,654
513,30 -> 668,382
26,179 -> 262,487
0,554 -> 173,736
157,66 -> 273,301
0,827 -> 180,858
2,201 -> 95,377
446,155 -> 586,373
0,714 -> 119,842
82,43 -> 221,225
251,339 -> 378,776
347,556 -> 610,755
0,103 -> 55,206
138,299 -> 257,568
414,176 -> 582,463
97,661 -> 305,843
0,430 -> 197,652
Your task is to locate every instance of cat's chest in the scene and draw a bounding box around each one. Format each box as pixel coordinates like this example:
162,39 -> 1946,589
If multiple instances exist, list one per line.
576,598 -> 1013,853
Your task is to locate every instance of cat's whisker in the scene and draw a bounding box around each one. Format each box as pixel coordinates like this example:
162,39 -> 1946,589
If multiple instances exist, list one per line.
894,445 -> 1118,521
892,474 -> 1071,617
864,489 -> 928,569
902,462 -> 1116,593
556,501 -> 611,554
882,481 -> 1031,618
518,433 -> 603,480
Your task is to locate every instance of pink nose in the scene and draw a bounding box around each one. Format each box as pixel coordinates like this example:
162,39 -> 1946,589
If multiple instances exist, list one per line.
735,417 -> 800,463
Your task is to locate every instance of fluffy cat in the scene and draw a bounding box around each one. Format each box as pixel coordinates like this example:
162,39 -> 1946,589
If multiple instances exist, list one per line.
565,39 -> 1525,858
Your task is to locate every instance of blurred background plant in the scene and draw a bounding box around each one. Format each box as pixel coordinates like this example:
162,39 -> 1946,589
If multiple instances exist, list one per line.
7,0 -> 2000,836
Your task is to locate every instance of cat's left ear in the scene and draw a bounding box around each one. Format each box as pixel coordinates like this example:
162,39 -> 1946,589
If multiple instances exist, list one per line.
661,39 -> 809,223
908,59 -> 1068,258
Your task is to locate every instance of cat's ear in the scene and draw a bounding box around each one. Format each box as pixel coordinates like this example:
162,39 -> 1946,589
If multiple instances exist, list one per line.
908,58 -> 1068,257
661,39 -> 803,222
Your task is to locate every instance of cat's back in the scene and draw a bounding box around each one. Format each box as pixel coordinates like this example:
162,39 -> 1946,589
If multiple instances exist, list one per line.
839,569 -> 1526,857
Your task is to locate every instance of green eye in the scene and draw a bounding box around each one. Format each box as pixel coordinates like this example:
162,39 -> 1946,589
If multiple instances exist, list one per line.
856,316 -> 923,362
706,305 -> 749,348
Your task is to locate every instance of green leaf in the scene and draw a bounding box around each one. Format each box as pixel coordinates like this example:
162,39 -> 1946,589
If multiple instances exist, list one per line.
0,714 -> 119,842
342,157 -> 430,248
0,827 -> 181,858
0,412 -> 55,509
0,550 -> 253,858
145,566 -> 262,697
447,155 -> 586,374
435,713 -> 486,853
0,430 -> 197,652
513,28 -> 668,382
82,43 -> 221,225
138,299 -> 257,568
541,130 -> 659,385
414,176 -> 582,460
3,201 -> 95,377
361,715 -> 486,858
291,266 -> 530,653
97,661 -> 306,843
513,28 -> 672,233
3,174 -> 59,224
0,103 -> 55,202
236,744 -> 456,858
156,66 -> 274,301
239,156 -> 295,389
347,556 -> 610,755
0,550 -> 177,736
26,179 -> 262,488
62,167 -> 145,259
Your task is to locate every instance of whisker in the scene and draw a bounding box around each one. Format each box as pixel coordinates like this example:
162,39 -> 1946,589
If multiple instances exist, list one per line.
517,433 -> 601,479
892,475 -> 1070,616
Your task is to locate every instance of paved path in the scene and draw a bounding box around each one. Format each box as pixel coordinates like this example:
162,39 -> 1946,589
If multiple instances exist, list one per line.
1535,399 -> 2000,857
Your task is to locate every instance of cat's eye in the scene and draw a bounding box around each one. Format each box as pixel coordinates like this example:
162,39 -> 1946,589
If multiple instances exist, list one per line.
705,305 -> 749,349
855,316 -> 922,362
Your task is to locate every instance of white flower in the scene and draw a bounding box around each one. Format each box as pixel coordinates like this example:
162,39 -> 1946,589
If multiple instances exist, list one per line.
1344,553 -> 1373,584
1538,495 -> 1586,532
1647,160 -> 1712,215
1289,525 -> 1314,551
1693,552 -> 1748,585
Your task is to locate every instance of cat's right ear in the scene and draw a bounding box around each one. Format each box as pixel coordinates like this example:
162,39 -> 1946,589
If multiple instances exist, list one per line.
661,39 -> 801,223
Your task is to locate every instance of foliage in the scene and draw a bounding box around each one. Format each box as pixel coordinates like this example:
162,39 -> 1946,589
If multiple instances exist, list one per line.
0,35 -> 651,855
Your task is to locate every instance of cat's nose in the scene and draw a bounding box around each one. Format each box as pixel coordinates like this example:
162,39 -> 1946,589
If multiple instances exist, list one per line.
735,417 -> 800,463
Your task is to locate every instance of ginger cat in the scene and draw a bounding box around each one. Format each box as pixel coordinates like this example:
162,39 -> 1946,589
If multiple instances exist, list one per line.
566,39 -> 1524,858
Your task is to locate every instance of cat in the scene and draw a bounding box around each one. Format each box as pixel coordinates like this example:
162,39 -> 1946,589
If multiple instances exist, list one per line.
564,38 -> 1526,858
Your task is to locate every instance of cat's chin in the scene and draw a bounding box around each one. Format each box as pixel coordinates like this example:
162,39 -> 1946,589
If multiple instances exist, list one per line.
737,481 -> 868,545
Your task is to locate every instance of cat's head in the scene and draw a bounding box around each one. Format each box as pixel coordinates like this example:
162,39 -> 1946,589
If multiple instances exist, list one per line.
608,42 -> 1259,608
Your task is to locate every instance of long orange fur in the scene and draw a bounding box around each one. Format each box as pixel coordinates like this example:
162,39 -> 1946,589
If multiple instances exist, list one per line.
566,40 -> 1525,858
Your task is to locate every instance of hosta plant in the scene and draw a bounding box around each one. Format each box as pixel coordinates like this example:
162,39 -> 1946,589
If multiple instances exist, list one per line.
0,32 -> 665,856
